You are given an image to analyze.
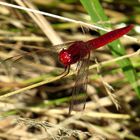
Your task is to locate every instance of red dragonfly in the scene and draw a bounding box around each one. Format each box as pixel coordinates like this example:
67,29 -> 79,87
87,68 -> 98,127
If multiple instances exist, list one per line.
58,24 -> 134,114
5,24 -> 134,115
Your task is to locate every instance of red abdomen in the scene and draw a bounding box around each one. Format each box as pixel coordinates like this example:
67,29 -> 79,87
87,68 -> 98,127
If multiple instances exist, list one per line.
87,24 -> 134,50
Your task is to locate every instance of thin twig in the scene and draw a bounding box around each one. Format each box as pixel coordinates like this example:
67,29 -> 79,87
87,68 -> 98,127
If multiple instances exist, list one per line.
0,1 -> 138,42
94,58 -> 120,110
0,49 -> 139,100
14,0 -> 63,45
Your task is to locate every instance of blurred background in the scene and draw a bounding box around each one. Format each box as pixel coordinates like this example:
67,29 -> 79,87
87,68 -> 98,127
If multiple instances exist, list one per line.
0,0 -> 140,140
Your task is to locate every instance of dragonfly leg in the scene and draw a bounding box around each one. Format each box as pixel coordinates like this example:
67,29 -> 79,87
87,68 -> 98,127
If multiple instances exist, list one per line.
60,65 -> 70,78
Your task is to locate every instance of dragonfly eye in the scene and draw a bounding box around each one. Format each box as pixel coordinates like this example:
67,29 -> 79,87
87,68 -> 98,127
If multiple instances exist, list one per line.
59,49 -> 71,66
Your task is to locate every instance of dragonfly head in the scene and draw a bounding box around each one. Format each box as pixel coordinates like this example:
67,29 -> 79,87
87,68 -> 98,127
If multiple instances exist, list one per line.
59,49 -> 71,66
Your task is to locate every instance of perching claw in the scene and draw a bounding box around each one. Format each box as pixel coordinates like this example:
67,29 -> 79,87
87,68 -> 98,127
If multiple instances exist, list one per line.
60,65 -> 70,78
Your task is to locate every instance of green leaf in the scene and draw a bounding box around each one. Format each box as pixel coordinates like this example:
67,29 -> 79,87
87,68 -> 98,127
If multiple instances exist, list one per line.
80,0 -> 140,97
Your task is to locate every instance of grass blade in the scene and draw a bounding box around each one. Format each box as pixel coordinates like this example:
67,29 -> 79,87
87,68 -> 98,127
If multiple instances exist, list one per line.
80,0 -> 140,97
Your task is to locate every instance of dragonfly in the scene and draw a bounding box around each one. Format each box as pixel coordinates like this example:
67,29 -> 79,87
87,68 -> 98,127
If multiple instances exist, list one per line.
5,24 -> 134,115
58,24 -> 134,114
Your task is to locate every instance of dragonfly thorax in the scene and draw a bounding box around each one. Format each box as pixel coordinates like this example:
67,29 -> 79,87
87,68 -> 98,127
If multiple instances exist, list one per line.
59,49 -> 72,66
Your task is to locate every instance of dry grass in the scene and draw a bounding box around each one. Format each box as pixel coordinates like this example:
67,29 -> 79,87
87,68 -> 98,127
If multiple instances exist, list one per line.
0,0 -> 140,140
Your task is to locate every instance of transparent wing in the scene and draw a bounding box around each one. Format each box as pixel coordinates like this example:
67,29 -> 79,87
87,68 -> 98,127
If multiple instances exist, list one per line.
3,41 -> 75,62
69,52 -> 90,115
1,41 -> 76,80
